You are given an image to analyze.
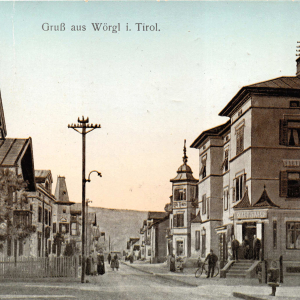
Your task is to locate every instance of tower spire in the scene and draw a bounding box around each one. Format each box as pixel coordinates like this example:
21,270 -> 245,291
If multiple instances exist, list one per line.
183,139 -> 188,164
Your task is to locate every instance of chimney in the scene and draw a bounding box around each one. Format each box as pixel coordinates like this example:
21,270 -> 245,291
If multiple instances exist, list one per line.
296,57 -> 300,77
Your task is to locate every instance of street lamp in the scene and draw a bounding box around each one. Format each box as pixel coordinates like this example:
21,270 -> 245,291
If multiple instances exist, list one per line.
68,116 -> 101,284
85,170 -> 102,183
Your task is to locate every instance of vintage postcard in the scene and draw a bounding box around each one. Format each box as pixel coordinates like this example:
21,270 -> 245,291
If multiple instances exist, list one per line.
0,1 -> 299,299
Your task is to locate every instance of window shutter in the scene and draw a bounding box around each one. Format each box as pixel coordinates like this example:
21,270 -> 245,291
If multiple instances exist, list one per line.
174,189 -> 179,201
173,214 -> 177,228
279,119 -> 288,145
280,171 -> 288,197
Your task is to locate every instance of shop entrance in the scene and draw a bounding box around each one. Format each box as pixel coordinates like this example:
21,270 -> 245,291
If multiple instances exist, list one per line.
242,222 -> 256,259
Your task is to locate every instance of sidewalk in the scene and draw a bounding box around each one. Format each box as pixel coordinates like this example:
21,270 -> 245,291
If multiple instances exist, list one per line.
122,260 -> 300,300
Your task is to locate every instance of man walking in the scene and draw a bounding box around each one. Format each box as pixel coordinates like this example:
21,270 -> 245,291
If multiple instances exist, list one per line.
231,235 -> 240,261
204,249 -> 218,278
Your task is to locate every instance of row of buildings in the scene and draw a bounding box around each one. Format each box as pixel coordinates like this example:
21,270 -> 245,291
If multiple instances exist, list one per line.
131,57 -> 300,275
0,94 -> 103,260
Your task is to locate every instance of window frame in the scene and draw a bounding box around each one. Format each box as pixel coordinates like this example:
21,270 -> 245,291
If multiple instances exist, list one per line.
286,221 -> 300,250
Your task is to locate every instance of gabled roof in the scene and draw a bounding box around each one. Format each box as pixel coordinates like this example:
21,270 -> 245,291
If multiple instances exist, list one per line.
252,187 -> 279,208
219,76 -> 300,117
0,138 -> 35,191
190,120 -> 230,149
191,211 -> 202,223
233,188 -> 251,209
35,170 -> 52,184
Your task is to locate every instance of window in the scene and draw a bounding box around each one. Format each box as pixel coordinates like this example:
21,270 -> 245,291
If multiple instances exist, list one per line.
202,194 -> 206,215
7,238 -> 11,257
176,240 -> 184,256
53,222 -> 56,234
195,230 -> 200,250
45,209 -> 48,225
280,119 -> 300,146
173,213 -> 184,228
224,188 -> 229,211
48,240 -> 51,255
200,156 -> 207,179
221,149 -> 229,172
49,211 -> 51,226
280,171 -> 300,198
59,223 -> 69,234
286,222 -> 300,249
235,174 -> 245,202
174,188 -> 186,201
38,232 -> 41,257
71,222 -> 78,236
63,209 -> 66,214
148,249 -> 151,256
207,199 -> 210,219
38,206 -> 42,223
201,229 -> 206,257
273,220 -> 277,249
19,239 -> 23,256
236,126 -> 244,155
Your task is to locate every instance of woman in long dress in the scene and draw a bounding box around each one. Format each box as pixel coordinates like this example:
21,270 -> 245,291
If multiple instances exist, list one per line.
97,253 -> 105,275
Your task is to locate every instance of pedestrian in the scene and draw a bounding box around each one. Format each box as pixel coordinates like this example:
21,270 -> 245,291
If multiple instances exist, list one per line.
97,252 -> 105,275
170,254 -> 176,272
129,254 -> 134,264
231,235 -> 240,261
253,235 -> 261,260
114,254 -> 119,271
110,256 -> 115,271
107,253 -> 111,265
243,236 -> 250,259
204,249 -> 218,278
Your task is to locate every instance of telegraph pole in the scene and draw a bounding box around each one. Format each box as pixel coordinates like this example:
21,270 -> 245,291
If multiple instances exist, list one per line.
68,117 -> 101,283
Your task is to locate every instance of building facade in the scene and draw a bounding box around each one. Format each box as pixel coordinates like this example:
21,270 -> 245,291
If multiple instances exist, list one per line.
190,58 -> 300,273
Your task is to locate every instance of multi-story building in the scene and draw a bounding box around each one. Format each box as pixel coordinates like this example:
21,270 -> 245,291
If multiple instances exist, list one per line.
27,170 -> 56,257
190,57 -> 300,273
168,141 -> 198,258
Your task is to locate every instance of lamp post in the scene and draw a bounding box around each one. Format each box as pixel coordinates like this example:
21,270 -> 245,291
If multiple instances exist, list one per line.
68,117 -> 101,283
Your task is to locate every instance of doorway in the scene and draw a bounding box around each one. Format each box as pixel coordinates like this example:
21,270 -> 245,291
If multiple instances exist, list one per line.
242,222 -> 256,259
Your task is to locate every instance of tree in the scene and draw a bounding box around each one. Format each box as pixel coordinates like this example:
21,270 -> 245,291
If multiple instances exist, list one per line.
0,168 -> 36,244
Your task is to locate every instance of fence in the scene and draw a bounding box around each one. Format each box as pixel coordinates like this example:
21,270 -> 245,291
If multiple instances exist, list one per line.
0,256 -> 78,279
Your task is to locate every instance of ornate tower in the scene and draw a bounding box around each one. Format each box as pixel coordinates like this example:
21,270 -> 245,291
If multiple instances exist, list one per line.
169,140 -> 198,257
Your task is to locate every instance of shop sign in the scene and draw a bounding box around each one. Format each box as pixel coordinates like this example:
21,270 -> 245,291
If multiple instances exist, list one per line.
235,210 -> 267,219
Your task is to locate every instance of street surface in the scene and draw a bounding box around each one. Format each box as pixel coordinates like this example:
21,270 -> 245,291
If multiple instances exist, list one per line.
0,262 -> 299,299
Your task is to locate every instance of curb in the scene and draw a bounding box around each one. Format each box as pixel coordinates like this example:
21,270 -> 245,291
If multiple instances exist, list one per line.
232,292 -> 267,300
121,262 -> 198,287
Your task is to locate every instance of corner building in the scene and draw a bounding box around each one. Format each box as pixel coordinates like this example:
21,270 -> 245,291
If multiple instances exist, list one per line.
191,58 -> 300,273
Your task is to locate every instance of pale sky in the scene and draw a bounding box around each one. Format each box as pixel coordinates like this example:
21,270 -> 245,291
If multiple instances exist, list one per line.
0,1 -> 299,211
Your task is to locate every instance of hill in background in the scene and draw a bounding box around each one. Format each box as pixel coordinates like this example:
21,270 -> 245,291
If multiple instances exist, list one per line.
89,207 -> 149,253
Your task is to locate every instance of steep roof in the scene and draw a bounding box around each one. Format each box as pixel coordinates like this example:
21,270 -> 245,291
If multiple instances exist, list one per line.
219,76 -> 300,117
252,187 -> 279,208
190,120 -> 230,149
171,140 -> 198,183
35,170 -> 52,183
55,176 -> 70,203
0,138 -> 35,191
191,211 -> 202,223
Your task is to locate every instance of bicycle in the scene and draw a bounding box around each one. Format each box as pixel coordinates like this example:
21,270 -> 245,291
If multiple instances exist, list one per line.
195,260 -> 219,278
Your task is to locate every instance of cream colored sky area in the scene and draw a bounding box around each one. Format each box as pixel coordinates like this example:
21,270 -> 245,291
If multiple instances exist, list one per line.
0,1 -> 299,211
